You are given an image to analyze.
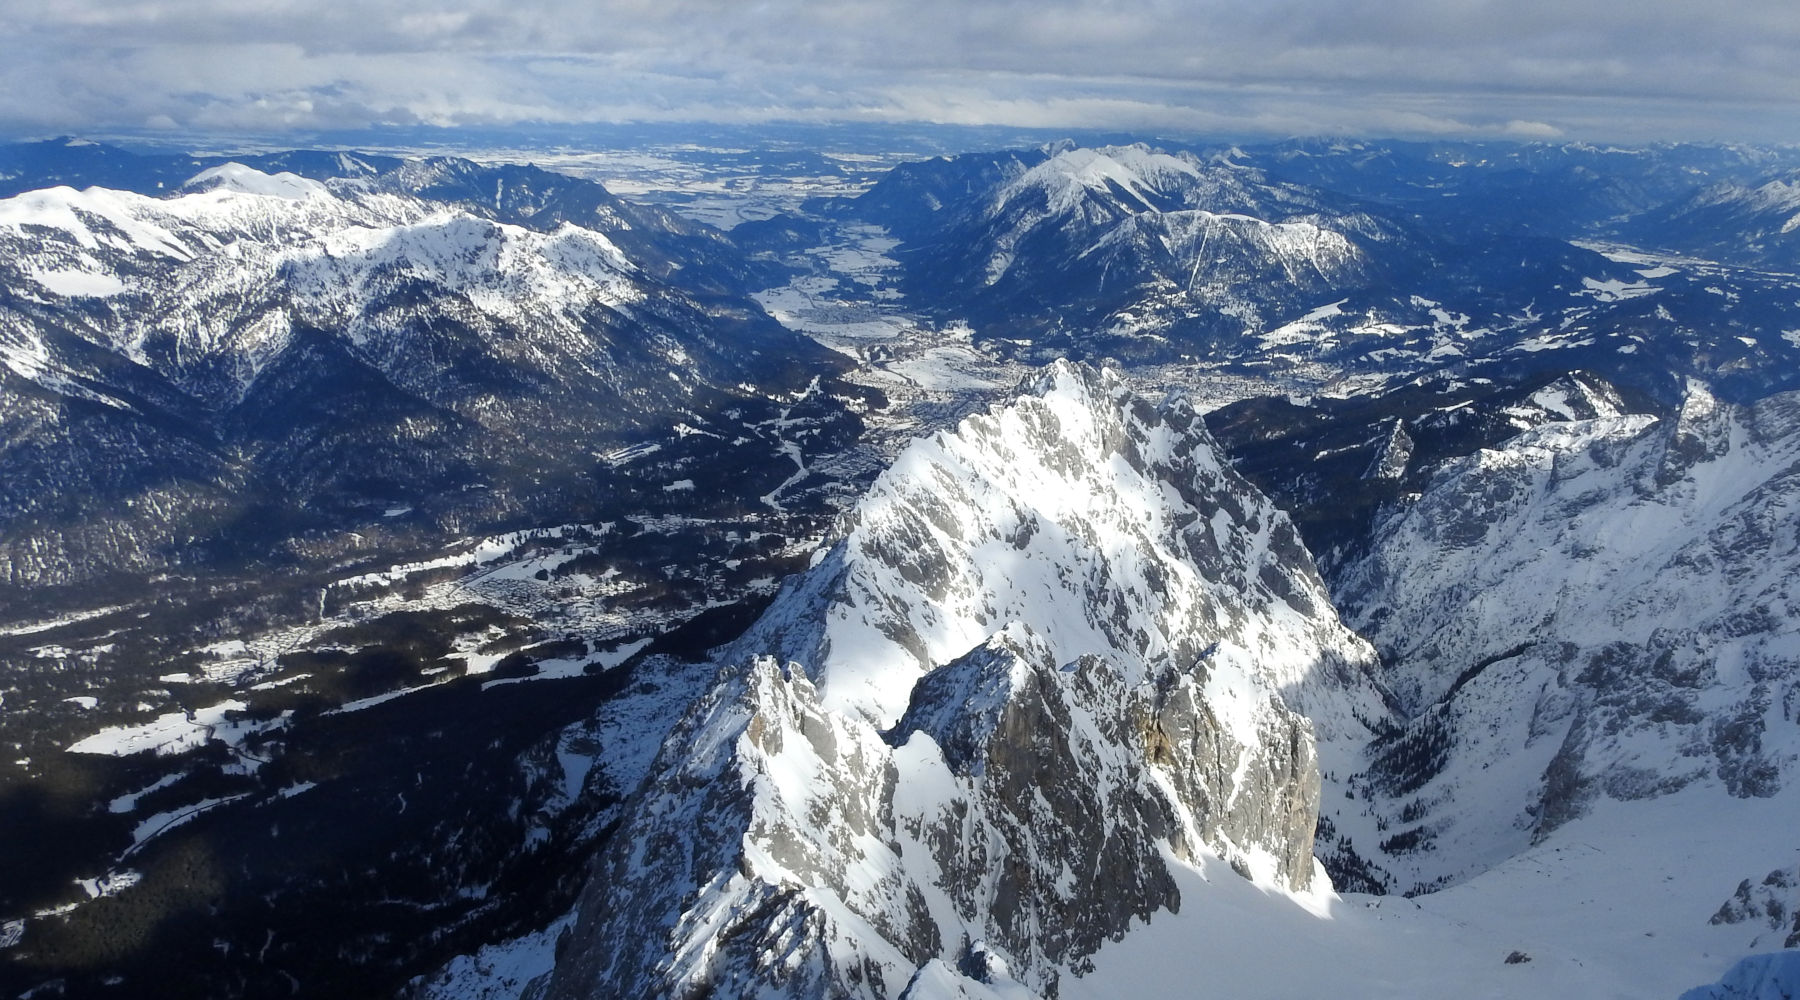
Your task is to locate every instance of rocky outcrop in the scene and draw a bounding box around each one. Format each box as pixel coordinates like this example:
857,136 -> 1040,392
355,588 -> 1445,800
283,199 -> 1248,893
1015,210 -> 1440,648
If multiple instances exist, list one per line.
545,361 -> 1389,999
1713,867 -> 1800,951
1361,419 -> 1414,482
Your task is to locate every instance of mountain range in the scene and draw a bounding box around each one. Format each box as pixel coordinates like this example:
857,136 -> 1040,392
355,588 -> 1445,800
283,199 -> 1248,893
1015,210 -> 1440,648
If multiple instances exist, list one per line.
5,133 -> 1800,999
1,143 -> 848,605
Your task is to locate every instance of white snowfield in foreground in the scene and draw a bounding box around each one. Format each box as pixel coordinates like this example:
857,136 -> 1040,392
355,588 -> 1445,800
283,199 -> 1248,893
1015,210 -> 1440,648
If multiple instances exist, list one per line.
1069,787 -> 1800,999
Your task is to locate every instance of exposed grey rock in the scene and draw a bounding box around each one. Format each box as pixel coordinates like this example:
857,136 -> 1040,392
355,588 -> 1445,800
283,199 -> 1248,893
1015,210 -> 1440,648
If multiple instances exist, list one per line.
544,361 -> 1389,999
1362,419 -> 1414,482
1713,867 -> 1800,951
1333,380 -> 1800,891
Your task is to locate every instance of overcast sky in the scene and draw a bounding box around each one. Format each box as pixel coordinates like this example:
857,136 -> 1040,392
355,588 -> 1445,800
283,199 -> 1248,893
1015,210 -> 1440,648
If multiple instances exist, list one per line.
5,0 -> 1799,143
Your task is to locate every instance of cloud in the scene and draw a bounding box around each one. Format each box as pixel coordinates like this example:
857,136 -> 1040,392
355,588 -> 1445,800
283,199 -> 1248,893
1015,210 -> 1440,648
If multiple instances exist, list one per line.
2,0 -> 1798,140
1502,119 -> 1565,140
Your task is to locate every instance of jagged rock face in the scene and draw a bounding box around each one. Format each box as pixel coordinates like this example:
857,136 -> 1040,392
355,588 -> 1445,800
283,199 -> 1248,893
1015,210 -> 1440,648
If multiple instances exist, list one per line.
546,362 -> 1388,999
1208,368 -> 1637,580
1334,381 -> 1800,891
729,360 -> 1385,738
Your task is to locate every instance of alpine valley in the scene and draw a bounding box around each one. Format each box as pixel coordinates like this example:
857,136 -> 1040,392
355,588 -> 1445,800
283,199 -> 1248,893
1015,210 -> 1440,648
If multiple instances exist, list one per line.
3,130 -> 1800,1000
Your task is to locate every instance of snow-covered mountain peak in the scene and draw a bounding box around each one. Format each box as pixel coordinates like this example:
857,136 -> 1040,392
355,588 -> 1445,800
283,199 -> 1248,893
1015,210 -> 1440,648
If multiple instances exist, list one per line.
0,184 -> 198,262
1695,173 -> 1800,216
295,212 -> 636,299
546,361 -> 1392,999
180,162 -> 331,200
999,144 -> 1203,216
873,141 -> 1423,359
0,165 -> 666,408
731,358 -> 1387,733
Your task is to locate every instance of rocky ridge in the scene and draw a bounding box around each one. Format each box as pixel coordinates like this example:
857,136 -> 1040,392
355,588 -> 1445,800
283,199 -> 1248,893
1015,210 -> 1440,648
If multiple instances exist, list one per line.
544,361 -> 1391,999
1332,381 -> 1800,892
873,143 -> 1421,359
0,158 -> 842,594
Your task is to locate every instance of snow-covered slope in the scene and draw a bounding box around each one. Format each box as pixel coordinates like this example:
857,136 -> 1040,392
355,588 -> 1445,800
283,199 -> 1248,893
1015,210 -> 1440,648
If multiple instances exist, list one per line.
1058,783 -> 1800,999
1333,380 -> 1800,893
829,142 -> 1800,406
0,160 -> 842,591
0,164 -> 702,407
544,361 -> 1391,999
879,143 -> 1415,358
1625,169 -> 1800,270
995,144 -> 1205,216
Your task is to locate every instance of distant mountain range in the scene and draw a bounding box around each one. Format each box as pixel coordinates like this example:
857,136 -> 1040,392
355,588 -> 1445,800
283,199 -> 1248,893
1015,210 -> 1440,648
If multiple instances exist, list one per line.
0,138 -> 848,608
813,139 -> 1800,406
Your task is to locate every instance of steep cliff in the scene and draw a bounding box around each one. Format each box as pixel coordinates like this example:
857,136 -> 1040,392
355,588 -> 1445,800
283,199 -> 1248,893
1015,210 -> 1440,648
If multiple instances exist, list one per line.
1335,381 -> 1800,892
545,361 -> 1390,999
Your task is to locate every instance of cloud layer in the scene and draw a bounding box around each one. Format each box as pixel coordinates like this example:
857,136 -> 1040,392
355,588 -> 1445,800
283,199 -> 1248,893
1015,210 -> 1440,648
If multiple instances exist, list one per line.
6,0 -> 1800,141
